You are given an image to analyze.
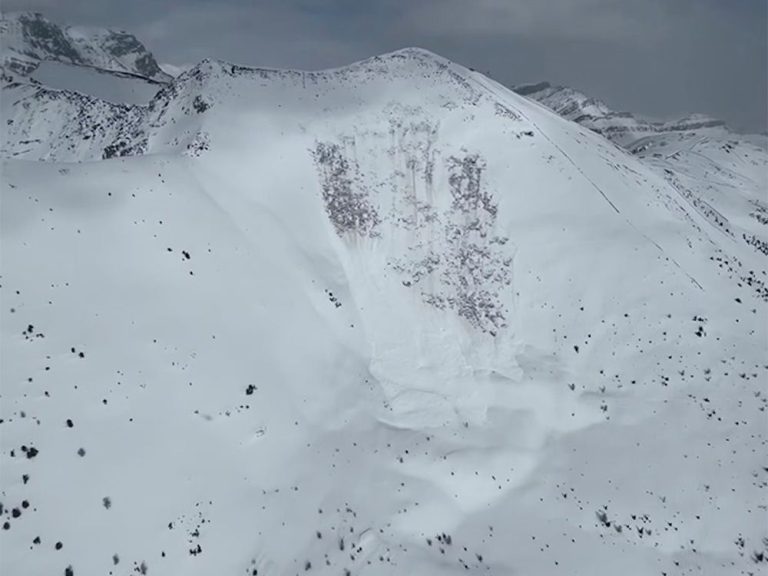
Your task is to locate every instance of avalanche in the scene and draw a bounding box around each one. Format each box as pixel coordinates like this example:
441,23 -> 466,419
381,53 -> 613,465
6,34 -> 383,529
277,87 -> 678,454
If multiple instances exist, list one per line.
1,34 -> 766,576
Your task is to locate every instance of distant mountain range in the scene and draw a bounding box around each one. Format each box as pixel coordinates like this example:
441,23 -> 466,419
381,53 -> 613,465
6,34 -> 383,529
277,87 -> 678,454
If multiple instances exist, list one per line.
514,81 -> 727,147
0,11 -> 170,81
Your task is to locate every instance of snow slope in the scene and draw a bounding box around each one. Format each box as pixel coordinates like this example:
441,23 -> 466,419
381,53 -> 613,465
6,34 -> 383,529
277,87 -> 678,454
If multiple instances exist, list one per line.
1,48 -> 767,576
29,61 -> 162,105
0,69 -> 149,161
515,80 -> 768,271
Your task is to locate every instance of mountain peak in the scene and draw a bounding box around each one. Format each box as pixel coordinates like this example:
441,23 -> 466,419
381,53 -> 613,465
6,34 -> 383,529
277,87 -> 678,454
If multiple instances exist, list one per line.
360,46 -> 466,74
378,46 -> 447,61
156,46 -> 485,109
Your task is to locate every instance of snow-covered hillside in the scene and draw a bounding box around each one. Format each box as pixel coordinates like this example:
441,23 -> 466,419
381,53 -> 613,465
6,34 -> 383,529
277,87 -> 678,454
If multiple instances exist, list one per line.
0,67 -> 149,161
515,80 -> 768,267
1,45 -> 767,576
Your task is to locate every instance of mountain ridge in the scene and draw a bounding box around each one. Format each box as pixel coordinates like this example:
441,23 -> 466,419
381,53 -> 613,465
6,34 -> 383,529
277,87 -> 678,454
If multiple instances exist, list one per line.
513,80 -> 731,146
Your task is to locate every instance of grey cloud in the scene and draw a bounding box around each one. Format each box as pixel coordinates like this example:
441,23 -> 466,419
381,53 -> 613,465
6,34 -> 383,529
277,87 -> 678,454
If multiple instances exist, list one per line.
401,0 -> 668,41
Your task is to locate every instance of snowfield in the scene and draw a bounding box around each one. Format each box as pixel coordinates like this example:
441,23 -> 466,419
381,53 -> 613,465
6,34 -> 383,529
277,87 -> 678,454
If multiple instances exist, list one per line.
1,44 -> 767,576
31,61 -> 164,105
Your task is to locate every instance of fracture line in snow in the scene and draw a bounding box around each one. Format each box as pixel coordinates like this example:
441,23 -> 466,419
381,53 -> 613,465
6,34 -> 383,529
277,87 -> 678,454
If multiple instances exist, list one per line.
637,230 -> 705,291
496,86 -> 706,292
469,73 -> 623,215
496,92 -> 622,216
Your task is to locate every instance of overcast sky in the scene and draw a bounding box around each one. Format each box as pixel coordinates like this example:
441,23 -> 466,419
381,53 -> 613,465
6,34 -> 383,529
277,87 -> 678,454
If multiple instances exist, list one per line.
5,0 -> 767,132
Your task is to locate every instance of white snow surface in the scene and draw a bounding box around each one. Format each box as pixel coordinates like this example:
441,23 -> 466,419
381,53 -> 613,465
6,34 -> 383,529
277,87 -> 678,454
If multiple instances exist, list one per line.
30,61 -> 163,105
159,62 -> 192,78
1,48 -> 767,576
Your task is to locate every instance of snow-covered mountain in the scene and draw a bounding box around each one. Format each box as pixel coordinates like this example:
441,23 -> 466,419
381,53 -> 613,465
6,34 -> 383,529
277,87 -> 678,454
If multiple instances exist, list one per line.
1,29 -> 767,576
514,81 -> 728,147
0,11 -> 170,82
0,12 -> 170,107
